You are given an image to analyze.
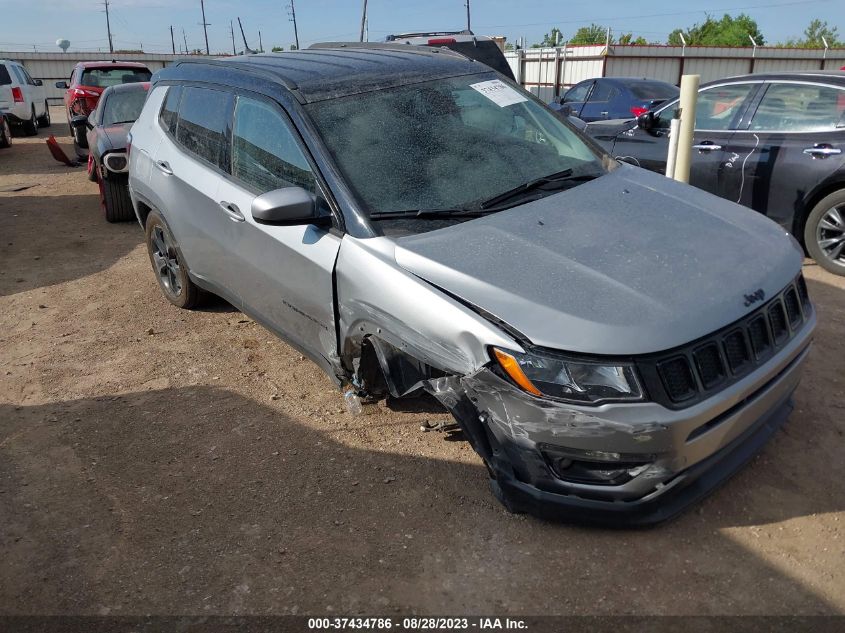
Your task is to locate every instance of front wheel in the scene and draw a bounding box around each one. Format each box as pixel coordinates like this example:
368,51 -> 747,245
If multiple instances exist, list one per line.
0,116 -> 11,148
37,102 -> 51,128
145,210 -> 203,309
804,190 -> 845,276
22,106 -> 38,136
99,175 -> 135,223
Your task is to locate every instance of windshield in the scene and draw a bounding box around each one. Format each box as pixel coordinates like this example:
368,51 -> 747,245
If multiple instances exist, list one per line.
306,73 -> 606,216
102,88 -> 148,125
81,67 -> 151,88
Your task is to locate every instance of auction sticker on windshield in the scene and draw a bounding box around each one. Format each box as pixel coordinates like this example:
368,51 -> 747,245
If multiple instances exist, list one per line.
470,79 -> 528,107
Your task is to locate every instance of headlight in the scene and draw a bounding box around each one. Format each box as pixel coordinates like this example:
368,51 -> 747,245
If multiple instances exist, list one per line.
492,347 -> 644,404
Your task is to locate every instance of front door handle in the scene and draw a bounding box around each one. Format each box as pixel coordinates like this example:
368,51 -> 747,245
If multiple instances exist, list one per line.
692,143 -> 722,152
218,201 -> 245,222
154,160 -> 173,175
803,144 -> 841,158
600,111 -> 609,117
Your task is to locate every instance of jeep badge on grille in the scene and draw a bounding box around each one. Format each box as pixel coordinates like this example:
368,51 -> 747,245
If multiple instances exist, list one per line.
744,288 -> 766,307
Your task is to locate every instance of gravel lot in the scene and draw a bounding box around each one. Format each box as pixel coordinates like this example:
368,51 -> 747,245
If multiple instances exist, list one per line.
1,110 -> 844,616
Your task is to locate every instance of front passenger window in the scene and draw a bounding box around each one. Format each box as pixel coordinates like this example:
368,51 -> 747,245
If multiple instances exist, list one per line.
231,96 -> 316,194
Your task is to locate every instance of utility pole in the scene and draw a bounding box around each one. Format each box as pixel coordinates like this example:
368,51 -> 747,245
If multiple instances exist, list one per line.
182,28 -> 189,54
199,0 -> 210,54
465,0 -> 471,32
287,1 -> 300,50
230,21 -> 237,55
238,17 -> 255,54
103,0 -> 114,54
259,30 -> 263,53
170,25 -> 176,54
359,0 -> 368,42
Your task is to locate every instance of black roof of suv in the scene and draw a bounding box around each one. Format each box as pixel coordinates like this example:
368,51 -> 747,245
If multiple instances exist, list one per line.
155,47 -> 488,103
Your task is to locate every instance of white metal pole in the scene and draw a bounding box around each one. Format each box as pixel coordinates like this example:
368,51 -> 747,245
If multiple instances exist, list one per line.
673,74 -> 700,184
665,117 -> 681,180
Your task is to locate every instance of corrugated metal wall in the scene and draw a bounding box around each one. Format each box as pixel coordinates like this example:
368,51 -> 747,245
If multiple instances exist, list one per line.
506,44 -> 845,100
1,51 -> 200,101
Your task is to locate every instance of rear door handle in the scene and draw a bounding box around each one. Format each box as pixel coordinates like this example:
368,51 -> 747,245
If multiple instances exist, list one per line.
218,201 -> 245,222
803,145 -> 841,158
692,143 -> 722,152
154,160 -> 173,175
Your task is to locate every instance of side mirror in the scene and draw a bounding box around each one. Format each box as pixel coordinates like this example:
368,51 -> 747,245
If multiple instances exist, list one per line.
559,103 -> 573,117
251,186 -> 326,225
55,81 -> 69,89
34,79 -> 43,86
70,115 -> 88,129
637,111 -> 655,131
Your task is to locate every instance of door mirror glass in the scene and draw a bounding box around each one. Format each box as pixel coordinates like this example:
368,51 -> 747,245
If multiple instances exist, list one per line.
251,187 -> 322,224
55,81 -> 69,89
34,79 -> 43,86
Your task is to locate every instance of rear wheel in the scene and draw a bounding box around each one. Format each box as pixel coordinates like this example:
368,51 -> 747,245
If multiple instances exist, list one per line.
0,116 -> 11,148
99,174 -> 135,223
804,190 -> 845,276
37,101 -> 51,128
22,106 -> 38,136
145,210 -> 203,309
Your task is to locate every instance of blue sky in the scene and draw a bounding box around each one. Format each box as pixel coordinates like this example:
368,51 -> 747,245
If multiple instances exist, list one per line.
1,0 -> 843,54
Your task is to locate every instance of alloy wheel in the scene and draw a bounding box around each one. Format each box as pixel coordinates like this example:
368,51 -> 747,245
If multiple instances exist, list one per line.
150,225 -> 183,297
816,204 -> 845,265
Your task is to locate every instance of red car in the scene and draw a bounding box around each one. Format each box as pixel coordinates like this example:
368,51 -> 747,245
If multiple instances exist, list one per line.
55,61 -> 152,150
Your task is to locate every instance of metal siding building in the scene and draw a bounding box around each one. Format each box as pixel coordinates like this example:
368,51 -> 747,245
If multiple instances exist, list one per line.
0,51 -> 200,102
506,44 -> 845,99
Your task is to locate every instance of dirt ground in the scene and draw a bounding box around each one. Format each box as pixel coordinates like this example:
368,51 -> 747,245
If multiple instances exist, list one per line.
1,108 -> 844,617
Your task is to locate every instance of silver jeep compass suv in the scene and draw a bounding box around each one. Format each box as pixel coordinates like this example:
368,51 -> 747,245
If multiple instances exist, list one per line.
128,47 -> 815,525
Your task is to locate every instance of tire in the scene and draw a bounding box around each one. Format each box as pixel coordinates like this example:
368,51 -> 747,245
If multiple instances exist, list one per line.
144,210 -> 203,309
72,122 -> 88,149
0,116 -> 11,149
22,105 -> 38,136
87,154 -> 98,182
804,190 -> 845,276
100,175 -> 135,223
37,101 -> 51,128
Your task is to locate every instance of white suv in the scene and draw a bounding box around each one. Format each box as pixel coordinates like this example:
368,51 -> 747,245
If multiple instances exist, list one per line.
0,59 -> 50,135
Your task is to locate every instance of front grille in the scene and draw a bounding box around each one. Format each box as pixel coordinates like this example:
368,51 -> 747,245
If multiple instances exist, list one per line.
657,357 -> 696,402
640,274 -> 811,407
694,344 -> 725,389
769,302 -> 788,343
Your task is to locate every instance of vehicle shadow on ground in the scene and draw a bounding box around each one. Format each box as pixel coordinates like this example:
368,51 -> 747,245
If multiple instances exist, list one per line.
0,194 -> 142,296
0,128 -> 84,177
0,385 -> 840,614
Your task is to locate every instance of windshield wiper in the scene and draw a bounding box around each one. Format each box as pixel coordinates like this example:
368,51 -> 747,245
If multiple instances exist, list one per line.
479,169 -> 599,210
369,208 -> 491,221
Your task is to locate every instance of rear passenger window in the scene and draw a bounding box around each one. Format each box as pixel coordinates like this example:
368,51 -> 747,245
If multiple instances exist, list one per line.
750,83 -> 845,132
159,85 -> 182,136
176,86 -> 233,171
587,82 -> 616,103
0,65 -> 11,86
231,96 -> 316,194
11,65 -> 27,85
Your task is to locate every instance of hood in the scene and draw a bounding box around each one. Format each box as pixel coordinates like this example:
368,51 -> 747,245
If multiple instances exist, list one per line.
98,123 -> 131,153
393,165 -> 803,355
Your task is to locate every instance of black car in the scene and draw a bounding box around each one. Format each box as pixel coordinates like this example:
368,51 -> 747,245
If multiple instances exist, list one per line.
586,71 -> 845,275
550,77 -> 679,122
72,81 -> 149,222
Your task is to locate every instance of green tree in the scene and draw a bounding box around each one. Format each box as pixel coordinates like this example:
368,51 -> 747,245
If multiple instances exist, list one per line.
570,23 -> 608,45
668,13 -> 764,46
272,46 -> 284,52
781,19 -> 843,47
618,33 -> 648,45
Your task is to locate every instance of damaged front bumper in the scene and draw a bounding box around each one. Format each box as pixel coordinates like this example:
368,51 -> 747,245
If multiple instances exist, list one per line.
430,318 -> 814,527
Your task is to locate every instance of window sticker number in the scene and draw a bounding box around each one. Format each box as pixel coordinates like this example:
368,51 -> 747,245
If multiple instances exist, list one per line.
470,79 -> 528,107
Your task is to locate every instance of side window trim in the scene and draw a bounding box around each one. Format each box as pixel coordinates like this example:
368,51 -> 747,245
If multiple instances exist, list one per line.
228,88 -> 343,229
